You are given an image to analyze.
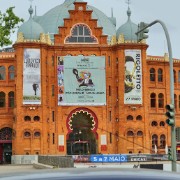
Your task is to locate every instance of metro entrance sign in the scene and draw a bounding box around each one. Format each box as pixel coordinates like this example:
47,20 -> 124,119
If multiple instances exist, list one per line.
90,155 -> 127,163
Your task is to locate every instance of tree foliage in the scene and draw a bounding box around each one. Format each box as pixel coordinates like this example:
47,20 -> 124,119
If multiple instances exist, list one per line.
0,7 -> 24,47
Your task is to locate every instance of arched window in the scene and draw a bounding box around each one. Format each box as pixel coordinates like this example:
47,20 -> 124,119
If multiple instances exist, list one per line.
158,93 -> 164,108
34,116 -> 40,121
158,68 -> 163,82
173,70 -> 176,83
160,121 -> 165,126
137,131 -> 143,136
8,91 -> 14,107
150,68 -> 155,82
0,92 -> 5,107
136,115 -> 142,121
0,127 -> 12,140
174,94 -> 177,109
24,116 -> 31,121
8,66 -> 15,80
151,121 -> 158,126
152,134 -> 158,148
150,93 -> 156,108
160,134 -> 166,149
0,66 -> 5,80
127,131 -> 134,137
34,131 -> 40,137
127,115 -> 133,121
24,131 -> 31,138
178,70 -> 180,83
65,24 -> 98,44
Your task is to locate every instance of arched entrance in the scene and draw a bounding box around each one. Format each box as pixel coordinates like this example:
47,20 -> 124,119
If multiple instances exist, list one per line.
0,127 -> 12,164
66,108 -> 98,155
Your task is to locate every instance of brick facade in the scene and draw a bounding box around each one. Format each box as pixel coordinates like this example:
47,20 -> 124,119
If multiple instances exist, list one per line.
0,2 -> 179,158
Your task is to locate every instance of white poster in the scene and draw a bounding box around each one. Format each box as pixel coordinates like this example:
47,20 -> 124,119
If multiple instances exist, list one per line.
57,56 -> 106,106
23,49 -> 41,104
101,135 -> 107,145
124,50 -> 142,104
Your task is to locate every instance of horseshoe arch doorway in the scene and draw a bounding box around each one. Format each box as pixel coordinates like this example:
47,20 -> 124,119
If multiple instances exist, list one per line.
66,108 -> 98,155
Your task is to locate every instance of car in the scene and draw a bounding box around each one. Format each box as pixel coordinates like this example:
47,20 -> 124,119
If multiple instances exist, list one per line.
0,168 -> 180,180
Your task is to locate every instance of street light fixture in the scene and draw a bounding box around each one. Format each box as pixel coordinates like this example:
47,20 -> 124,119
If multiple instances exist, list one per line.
136,20 -> 177,172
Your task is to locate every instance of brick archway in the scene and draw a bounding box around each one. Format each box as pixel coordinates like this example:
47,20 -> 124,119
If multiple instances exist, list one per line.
66,108 -> 98,155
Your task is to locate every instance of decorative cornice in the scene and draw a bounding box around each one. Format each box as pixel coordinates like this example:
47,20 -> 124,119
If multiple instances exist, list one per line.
147,54 -> 180,63
0,54 -> 15,59
16,32 -> 52,45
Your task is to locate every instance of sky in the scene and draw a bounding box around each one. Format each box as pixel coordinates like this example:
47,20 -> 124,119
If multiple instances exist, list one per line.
0,0 -> 180,59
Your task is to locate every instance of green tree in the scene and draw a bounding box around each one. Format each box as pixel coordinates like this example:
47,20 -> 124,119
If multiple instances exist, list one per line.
0,7 -> 23,47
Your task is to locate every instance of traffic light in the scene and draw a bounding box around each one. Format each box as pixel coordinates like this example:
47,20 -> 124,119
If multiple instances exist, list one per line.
137,22 -> 149,42
168,147 -> 172,160
165,104 -> 175,126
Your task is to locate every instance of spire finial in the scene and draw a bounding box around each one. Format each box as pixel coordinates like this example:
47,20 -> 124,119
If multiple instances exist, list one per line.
126,0 -> 131,8
125,0 -> 132,19
111,8 -> 114,18
28,0 -> 34,18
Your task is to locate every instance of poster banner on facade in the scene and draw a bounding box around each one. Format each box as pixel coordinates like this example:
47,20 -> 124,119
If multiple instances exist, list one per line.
57,56 -> 106,106
23,49 -> 41,104
124,50 -> 142,104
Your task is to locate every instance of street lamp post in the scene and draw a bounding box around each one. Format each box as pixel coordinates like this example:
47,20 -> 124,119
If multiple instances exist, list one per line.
136,20 -> 177,172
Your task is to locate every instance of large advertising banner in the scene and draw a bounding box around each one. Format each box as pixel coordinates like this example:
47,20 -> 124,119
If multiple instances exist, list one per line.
57,56 -> 106,106
23,49 -> 41,104
124,50 -> 142,104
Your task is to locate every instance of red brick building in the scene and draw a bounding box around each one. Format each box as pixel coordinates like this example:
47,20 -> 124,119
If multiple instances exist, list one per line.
0,0 -> 179,163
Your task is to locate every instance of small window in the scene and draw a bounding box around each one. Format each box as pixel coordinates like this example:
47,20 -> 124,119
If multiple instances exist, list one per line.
151,121 -> 158,126
34,132 -> 40,137
152,134 -> 158,148
160,134 -> 166,149
127,131 -> 134,137
150,68 -> 155,82
158,68 -> 163,82
158,93 -> 164,108
178,70 -> 180,83
34,116 -> 40,121
108,56 -> 111,66
174,94 -> 177,109
0,66 -> 6,80
127,115 -> 133,121
0,92 -> 5,107
110,132 -> 112,144
150,93 -> 156,108
8,91 -> 14,107
24,116 -> 31,121
52,56 -> 54,66
52,111 -> 55,122
24,131 -> 31,138
109,86 -> 111,96
8,66 -> 15,80
109,111 -> 112,121
173,70 -> 176,83
160,121 -> 165,126
137,131 -> 143,136
52,85 -> 54,96
53,133 -> 55,144
136,115 -> 142,121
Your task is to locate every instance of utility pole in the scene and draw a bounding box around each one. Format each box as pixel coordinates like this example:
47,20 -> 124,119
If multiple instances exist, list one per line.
136,20 -> 177,172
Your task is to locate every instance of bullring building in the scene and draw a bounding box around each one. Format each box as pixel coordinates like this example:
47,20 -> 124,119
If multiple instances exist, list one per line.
0,0 -> 180,163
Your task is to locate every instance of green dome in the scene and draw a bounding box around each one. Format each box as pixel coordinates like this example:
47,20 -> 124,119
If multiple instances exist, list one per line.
18,6 -> 44,40
34,0 -> 116,41
117,7 -> 138,41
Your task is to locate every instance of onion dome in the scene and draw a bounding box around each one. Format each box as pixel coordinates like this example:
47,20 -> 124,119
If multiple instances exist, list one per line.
18,5 -> 44,40
116,7 -> 138,41
34,0 -> 116,42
